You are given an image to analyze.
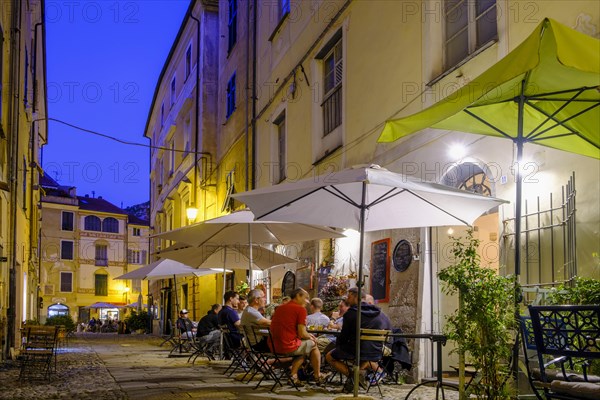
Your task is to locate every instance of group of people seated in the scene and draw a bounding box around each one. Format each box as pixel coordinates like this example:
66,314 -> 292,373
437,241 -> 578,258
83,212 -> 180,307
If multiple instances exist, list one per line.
215,286 -> 393,393
85,317 -> 122,333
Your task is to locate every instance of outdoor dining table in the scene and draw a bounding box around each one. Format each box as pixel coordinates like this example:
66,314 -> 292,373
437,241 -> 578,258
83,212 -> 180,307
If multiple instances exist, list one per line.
386,333 -> 448,400
307,329 -> 340,335
306,329 -> 448,400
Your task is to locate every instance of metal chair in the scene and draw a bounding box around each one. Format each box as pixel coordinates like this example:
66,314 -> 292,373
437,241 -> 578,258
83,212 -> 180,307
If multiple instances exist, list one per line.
188,330 -> 220,364
262,326 -> 302,391
529,305 -> 600,400
220,324 -> 250,377
159,319 -> 176,347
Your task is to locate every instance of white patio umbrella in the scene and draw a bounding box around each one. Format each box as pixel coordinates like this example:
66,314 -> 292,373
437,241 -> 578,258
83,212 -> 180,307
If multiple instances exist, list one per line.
152,209 -> 344,288
156,243 -> 297,301
115,259 -> 212,313
233,164 -> 508,396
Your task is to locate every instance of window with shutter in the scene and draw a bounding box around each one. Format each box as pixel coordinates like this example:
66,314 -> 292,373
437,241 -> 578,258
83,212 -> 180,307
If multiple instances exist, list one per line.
95,244 -> 108,266
322,40 -> 343,136
444,0 -> 497,70
60,272 -> 73,292
95,274 -> 108,296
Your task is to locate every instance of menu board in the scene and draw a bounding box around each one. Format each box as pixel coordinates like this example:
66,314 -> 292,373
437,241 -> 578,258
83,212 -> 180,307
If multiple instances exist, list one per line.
296,265 -> 313,290
317,265 -> 333,296
371,238 -> 390,302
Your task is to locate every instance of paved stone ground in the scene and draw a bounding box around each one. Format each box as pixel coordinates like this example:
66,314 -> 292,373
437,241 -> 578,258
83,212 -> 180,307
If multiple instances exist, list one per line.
0,334 -> 458,400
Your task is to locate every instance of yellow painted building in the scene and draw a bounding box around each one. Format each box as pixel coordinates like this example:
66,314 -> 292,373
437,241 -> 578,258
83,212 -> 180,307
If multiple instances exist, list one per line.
0,0 -> 48,360
39,175 -> 149,323
251,0 -> 600,379
144,0 -> 259,331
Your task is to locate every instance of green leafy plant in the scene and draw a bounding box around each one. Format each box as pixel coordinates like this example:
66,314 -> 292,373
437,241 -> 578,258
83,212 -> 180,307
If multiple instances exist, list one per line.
438,230 -> 517,400
235,281 -> 250,297
125,311 -> 151,332
547,277 -> 600,305
45,315 -> 76,333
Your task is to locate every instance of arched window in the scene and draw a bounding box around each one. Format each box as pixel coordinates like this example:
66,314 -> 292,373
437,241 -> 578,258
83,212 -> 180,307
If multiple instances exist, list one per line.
47,303 -> 69,317
441,162 -> 494,197
84,215 -> 101,231
102,217 -> 119,233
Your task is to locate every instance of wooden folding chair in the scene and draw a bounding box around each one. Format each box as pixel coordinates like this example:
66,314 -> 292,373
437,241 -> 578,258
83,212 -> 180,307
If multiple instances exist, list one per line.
19,326 -> 60,380
360,328 -> 391,397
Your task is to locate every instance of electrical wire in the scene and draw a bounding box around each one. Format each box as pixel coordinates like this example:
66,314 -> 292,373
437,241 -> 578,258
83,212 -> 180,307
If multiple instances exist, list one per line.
38,117 -> 204,154
39,79 -> 433,179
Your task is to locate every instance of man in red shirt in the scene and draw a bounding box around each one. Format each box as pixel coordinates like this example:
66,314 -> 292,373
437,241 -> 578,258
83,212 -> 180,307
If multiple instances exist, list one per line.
270,288 -> 326,386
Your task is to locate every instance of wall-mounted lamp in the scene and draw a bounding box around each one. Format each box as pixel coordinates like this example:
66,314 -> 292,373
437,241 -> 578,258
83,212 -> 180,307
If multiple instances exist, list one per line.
186,207 -> 198,221
448,143 -> 467,160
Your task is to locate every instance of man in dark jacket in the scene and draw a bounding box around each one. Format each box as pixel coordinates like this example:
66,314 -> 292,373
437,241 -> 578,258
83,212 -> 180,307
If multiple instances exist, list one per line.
197,304 -> 221,337
196,304 -> 222,354
326,287 -> 392,392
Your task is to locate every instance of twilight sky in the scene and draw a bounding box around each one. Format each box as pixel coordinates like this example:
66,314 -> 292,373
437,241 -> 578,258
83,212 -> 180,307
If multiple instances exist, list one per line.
43,0 -> 190,208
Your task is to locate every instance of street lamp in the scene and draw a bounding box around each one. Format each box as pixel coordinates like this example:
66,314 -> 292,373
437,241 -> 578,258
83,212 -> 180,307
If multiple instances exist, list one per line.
186,207 -> 198,222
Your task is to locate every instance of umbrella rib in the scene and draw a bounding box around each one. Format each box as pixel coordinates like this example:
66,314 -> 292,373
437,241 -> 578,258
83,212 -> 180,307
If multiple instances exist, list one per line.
524,101 -> 578,139
327,186 -> 362,208
255,187 -> 326,220
527,98 -> 600,103
195,224 -> 236,248
527,102 -> 600,143
527,86 -> 599,99
367,188 -> 406,208
405,190 -> 470,226
464,109 -> 513,140
531,132 -> 600,149
524,88 -> 584,137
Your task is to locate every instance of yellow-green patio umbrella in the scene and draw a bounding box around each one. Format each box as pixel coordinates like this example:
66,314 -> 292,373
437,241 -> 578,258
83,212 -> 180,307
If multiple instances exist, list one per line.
379,18 -> 600,276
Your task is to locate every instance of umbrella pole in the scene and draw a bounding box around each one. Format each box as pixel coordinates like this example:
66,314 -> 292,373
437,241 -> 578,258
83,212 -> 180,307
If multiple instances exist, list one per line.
353,182 -> 367,397
248,224 -> 253,289
512,80 -> 526,386
514,79 -> 526,279
222,248 -> 228,305
173,274 -> 180,313
221,249 -> 228,360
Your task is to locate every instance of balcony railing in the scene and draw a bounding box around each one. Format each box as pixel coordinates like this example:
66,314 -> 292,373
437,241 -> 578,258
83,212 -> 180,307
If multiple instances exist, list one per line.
322,85 -> 342,136
95,258 -> 108,267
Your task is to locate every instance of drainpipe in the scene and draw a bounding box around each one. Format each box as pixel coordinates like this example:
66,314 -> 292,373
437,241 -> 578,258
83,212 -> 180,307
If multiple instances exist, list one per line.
250,0 -> 257,189
6,0 -> 22,359
32,22 -> 42,322
244,0 -> 250,191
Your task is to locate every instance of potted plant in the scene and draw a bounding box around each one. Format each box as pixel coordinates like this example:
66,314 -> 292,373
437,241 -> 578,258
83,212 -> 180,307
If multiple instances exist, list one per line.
438,230 -> 517,400
124,311 -> 151,334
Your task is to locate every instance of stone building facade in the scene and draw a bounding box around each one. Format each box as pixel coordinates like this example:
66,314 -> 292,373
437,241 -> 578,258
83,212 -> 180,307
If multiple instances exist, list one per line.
39,175 -> 149,323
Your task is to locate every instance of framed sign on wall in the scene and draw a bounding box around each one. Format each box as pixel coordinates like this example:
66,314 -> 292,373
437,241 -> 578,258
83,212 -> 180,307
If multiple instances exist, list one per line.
392,239 -> 413,272
370,238 -> 391,303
